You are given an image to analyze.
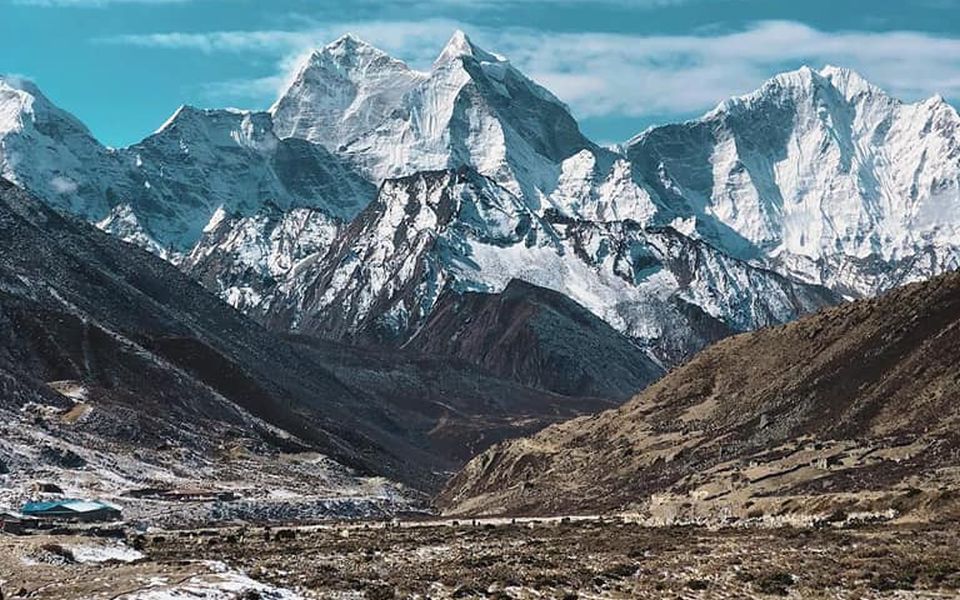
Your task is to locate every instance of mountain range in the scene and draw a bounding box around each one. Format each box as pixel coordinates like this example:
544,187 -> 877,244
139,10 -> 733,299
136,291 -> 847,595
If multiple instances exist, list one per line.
0,30 -> 958,520
3,32 -> 958,370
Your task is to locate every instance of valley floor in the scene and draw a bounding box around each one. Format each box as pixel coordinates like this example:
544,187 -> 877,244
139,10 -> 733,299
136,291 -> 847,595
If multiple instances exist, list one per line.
3,519 -> 960,599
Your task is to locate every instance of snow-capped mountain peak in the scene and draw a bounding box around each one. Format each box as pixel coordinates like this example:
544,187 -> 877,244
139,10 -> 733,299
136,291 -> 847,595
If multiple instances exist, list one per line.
147,104 -> 277,154
434,30 -> 503,67
270,35 -> 425,149
818,65 -> 888,101
626,65 -> 960,298
701,65 -> 900,124
272,30 -> 598,209
0,75 -> 86,134
0,76 -> 39,134
1,73 -> 375,251
0,74 -> 115,218
3,52 -> 959,383
305,32 -> 412,79
154,104 -> 189,134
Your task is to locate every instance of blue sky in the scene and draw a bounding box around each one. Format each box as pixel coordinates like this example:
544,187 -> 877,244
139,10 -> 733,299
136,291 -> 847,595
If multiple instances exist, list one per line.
2,0 -> 959,147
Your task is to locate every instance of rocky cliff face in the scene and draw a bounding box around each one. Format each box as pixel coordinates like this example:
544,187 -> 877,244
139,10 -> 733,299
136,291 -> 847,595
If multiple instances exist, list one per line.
403,279 -> 664,399
439,269 -> 960,518
181,203 -> 339,314
261,168 -> 836,366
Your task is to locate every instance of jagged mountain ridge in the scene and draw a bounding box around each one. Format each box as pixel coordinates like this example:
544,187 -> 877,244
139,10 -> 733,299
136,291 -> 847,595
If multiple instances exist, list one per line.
2,36 -> 959,384
258,168 -> 836,366
188,43 -> 958,370
271,31 -> 605,204
114,106 -> 374,248
440,268 -> 960,518
0,76 -> 373,251
627,65 -> 960,298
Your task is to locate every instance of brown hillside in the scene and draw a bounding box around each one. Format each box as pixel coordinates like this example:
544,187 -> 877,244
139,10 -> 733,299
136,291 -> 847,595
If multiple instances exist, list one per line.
440,270 -> 960,519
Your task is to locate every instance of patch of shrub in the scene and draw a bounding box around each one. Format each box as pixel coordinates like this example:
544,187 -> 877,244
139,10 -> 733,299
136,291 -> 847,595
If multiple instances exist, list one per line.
753,571 -> 794,596
602,563 -> 639,579
686,579 -> 709,590
871,572 -> 917,592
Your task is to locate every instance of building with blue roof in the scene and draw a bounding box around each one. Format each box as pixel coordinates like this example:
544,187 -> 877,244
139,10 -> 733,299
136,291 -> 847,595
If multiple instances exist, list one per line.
21,499 -> 121,522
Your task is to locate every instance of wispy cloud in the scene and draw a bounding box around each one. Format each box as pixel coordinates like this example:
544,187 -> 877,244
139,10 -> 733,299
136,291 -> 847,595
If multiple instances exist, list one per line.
517,22 -> 960,117
98,20 -> 960,131
103,30 -> 309,53
198,75 -> 288,103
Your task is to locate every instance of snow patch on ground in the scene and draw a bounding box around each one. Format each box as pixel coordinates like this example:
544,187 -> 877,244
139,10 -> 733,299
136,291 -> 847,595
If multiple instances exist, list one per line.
68,541 -> 145,564
116,561 -> 306,599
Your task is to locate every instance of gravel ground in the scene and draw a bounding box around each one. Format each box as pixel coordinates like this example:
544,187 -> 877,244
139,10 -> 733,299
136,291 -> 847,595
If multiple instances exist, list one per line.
5,519 -> 959,599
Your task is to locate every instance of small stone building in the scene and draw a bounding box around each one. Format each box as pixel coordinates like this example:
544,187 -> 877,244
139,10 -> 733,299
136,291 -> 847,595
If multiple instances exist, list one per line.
21,500 -> 121,523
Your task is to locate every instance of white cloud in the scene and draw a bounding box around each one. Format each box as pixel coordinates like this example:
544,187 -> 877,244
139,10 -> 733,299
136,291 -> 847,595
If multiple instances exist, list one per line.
99,20 -> 960,132
198,75 -> 288,102
103,30 -> 309,53
493,21 -> 960,118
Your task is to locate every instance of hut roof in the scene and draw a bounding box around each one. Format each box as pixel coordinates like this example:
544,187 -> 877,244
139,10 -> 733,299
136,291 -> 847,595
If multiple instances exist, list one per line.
22,499 -> 119,514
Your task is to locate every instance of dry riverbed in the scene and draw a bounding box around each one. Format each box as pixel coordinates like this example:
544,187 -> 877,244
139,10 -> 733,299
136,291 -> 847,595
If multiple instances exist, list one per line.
2,520 -> 960,598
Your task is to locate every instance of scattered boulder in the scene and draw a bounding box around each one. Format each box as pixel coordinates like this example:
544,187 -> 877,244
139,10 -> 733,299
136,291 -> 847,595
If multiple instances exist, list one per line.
39,446 -> 86,469
32,482 -> 64,494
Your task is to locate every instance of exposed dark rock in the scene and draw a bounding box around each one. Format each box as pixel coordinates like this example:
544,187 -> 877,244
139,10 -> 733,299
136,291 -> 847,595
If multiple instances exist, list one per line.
39,446 -> 86,469
405,279 -> 663,399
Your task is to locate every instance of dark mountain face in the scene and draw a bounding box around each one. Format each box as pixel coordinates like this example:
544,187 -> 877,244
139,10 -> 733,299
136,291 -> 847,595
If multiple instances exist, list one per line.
0,177 -> 403,478
0,178 -> 626,495
439,269 -> 960,518
403,279 -> 664,399
283,335 -> 619,467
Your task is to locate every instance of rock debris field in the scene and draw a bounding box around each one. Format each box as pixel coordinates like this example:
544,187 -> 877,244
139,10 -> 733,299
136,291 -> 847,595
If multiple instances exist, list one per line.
2,519 -> 960,599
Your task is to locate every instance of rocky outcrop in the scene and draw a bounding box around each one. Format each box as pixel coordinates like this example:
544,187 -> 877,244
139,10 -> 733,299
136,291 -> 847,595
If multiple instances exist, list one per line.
403,279 -> 663,399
